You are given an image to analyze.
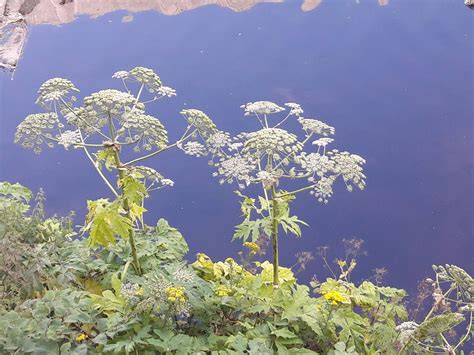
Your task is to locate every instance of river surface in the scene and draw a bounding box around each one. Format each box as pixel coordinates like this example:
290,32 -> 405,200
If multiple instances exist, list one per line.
0,0 -> 472,294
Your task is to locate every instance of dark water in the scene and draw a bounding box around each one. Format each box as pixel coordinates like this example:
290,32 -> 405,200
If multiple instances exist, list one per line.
0,0 -> 472,294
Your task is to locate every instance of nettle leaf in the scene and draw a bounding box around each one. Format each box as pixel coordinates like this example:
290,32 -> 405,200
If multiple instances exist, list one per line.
85,199 -> 132,247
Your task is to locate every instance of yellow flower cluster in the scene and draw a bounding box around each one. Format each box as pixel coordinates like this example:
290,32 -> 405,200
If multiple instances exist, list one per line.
75,333 -> 88,342
214,285 -> 233,297
243,241 -> 260,255
135,287 -> 144,296
165,286 -> 186,303
321,290 -> 348,305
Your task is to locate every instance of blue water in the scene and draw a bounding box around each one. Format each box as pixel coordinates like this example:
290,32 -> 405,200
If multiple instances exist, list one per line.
0,0 -> 472,294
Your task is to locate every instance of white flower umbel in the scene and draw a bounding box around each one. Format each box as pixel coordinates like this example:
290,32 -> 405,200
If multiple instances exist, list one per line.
285,102 -> 304,116
181,141 -> 207,157
214,155 -> 256,187
157,86 -> 176,98
180,109 -> 217,138
14,113 -> 62,154
128,66 -> 162,92
298,117 -> 335,136
36,78 -> 79,109
58,130 -> 82,150
206,131 -> 232,157
119,111 -> 168,151
241,101 -> 285,116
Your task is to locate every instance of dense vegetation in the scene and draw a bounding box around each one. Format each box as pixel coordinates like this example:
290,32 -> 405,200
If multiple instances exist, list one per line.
1,182 -> 472,354
1,67 -> 472,354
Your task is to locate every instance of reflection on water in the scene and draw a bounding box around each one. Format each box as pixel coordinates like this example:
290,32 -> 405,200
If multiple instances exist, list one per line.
1,0 -> 392,71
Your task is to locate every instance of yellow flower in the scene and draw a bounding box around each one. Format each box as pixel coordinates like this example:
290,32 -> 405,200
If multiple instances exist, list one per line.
75,333 -> 88,342
336,259 -> 346,268
321,290 -> 349,305
243,241 -> 260,255
135,287 -> 144,296
214,285 -> 233,297
165,286 -> 186,303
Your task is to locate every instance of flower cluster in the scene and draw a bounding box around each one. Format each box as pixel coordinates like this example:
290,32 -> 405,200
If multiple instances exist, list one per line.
128,66 -> 163,92
180,109 -> 217,138
173,269 -> 195,283
311,175 -> 336,204
321,290 -> 349,305
312,137 -> 334,149
157,86 -> 176,98
113,67 -> 178,98
141,275 -> 191,316
241,101 -> 285,116
121,283 -> 144,304
14,113 -> 62,154
213,155 -> 256,187
111,71 -> 128,79
240,128 -> 303,159
57,130 -> 82,150
180,141 -> 207,157
433,264 -> 473,300
83,89 -> 137,118
206,131 -> 232,157
36,78 -> 79,108
64,107 -> 99,134
295,152 -> 335,179
298,117 -> 335,136
165,286 -> 186,303
328,150 -> 367,191
75,333 -> 88,342
214,285 -> 233,297
203,101 -> 366,202
119,111 -> 168,151
243,241 -> 260,255
285,102 -> 304,116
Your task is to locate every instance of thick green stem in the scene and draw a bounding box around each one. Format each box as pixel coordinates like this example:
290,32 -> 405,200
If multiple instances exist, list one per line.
271,185 -> 279,286
107,114 -> 142,275
112,150 -> 142,276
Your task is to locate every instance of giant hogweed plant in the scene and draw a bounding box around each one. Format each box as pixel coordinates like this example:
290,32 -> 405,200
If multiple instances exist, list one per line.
14,67 -> 214,275
187,101 -> 366,286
